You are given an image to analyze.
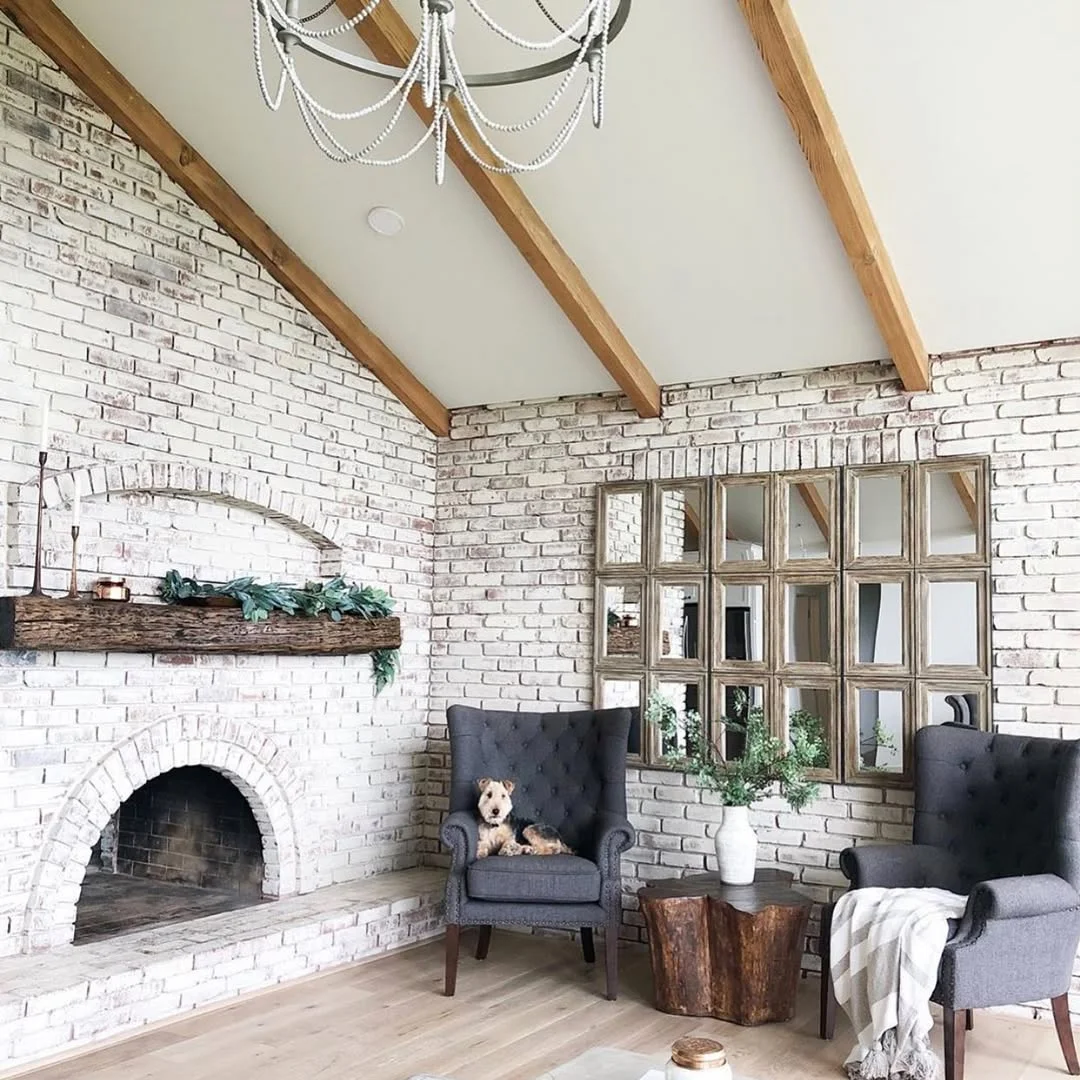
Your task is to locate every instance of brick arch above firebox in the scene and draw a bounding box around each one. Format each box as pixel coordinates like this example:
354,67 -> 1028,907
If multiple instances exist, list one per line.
22,714 -> 316,954
39,460 -> 347,577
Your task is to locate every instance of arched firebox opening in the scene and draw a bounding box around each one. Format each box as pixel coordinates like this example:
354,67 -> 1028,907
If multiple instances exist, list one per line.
75,766 -> 268,944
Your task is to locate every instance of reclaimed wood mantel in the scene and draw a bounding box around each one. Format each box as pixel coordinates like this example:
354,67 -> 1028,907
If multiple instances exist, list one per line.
0,597 -> 401,656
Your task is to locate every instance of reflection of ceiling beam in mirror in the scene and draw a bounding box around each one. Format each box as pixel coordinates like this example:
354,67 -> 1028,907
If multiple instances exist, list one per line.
950,472 -> 978,528
795,483 -> 830,539
338,0 -> 662,419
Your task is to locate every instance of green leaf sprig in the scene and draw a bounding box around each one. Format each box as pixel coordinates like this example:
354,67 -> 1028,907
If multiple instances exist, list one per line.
159,571 -> 399,694
647,689 -> 825,812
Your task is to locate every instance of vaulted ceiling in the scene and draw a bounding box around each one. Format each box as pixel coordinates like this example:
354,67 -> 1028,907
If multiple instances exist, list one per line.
42,1 -> 1080,418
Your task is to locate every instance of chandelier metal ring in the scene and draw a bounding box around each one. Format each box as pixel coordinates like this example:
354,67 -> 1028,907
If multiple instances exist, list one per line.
261,0 -> 630,87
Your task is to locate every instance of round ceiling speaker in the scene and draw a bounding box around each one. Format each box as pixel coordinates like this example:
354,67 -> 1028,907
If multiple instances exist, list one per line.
366,206 -> 405,237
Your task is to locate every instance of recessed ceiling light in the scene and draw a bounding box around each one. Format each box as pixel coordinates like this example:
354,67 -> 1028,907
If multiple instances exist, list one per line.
367,206 -> 404,237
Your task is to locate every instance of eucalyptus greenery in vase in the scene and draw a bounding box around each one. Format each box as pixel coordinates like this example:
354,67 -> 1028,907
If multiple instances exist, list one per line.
646,688 -> 825,884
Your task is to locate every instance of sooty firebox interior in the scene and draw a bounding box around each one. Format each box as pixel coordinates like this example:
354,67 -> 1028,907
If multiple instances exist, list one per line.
74,766 -> 268,944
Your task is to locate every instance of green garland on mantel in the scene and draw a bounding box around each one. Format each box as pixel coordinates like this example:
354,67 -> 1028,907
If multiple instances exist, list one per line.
159,570 -> 400,694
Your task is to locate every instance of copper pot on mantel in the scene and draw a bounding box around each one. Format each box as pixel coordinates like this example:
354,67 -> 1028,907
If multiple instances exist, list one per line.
92,578 -> 131,602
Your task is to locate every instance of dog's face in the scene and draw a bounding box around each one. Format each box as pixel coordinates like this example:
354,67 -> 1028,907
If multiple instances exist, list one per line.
476,778 -> 515,825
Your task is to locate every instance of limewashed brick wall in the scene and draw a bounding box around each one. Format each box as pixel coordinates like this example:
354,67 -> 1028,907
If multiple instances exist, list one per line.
0,18 -> 436,957
429,346 -> 1080,1011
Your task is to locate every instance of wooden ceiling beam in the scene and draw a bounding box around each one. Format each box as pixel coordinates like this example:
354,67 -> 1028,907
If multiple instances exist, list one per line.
338,0 -> 661,419
735,0 -> 930,393
0,0 -> 451,436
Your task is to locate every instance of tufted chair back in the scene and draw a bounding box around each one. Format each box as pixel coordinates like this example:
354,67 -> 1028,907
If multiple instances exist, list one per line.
913,724 -> 1080,893
446,705 -> 631,853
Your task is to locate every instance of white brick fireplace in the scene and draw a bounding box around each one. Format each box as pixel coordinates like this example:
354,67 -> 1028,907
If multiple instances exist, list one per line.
0,16 -> 440,1069
24,712 -> 313,953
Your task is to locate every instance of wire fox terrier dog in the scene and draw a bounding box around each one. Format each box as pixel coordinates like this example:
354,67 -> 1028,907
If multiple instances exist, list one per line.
474,778 -> 573,858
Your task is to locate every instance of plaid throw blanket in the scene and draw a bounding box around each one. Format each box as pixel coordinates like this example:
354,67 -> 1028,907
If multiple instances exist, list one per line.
831,887 -> 968,1080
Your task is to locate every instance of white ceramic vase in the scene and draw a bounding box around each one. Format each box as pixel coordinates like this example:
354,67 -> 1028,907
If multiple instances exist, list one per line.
715,805 -> 758,885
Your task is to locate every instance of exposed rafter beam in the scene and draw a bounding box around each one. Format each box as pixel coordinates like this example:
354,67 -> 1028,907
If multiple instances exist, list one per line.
735,0 -> 930,393
0,0 -> 451,436
338,0 -> 661,419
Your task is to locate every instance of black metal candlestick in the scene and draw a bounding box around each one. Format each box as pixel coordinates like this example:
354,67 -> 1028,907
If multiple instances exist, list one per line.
28,450 -> 47,597
68,524 -> 80,599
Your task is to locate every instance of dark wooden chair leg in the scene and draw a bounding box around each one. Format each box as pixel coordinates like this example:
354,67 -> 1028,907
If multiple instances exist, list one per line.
819,904 -> 837,1040
1052,994 -> 1080,1075
475,925 -> 492,960
965,1009 -> 974,1031
580,927 -> 596,964
444,924 -> 461,997
943,1006 -> 966,1080
604,928 -> 618,1001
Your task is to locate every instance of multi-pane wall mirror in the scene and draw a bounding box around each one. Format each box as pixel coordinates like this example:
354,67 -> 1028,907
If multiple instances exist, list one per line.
594,458 -> 992,785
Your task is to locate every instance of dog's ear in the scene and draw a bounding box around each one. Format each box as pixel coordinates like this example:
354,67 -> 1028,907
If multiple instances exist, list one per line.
502,779 -> 515,794
476,777 -> 492,792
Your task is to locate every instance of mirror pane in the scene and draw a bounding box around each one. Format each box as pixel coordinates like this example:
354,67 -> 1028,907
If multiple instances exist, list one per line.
928,469 -> 978,555
857,474 -> 903,558
600,582 -> 642,659
660,486 -> 703,564
655,681 -> 704,759
855,581 -> 904,665
856,688 -> 905,773
927,579 -> 979,666
719,582 -> 765,663
716,683 -> 765,761
785,685 -> 831,769
604,490 -> 643,565
723,483 -> 766,561
598,677 -> 642,755
787,478 -> 832,559
786,582 -> 832,664
659,583 -> 701,661
925,689 -> 981,727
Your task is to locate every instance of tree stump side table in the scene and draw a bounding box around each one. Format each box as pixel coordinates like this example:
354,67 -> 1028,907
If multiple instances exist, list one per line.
638,869 -> 812,1026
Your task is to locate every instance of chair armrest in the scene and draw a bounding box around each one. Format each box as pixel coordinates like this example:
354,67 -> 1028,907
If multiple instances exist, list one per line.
592,811 -> 635,876
839,843 -> 960,890
440,810 -> 478,873
963,874 -> 1080,924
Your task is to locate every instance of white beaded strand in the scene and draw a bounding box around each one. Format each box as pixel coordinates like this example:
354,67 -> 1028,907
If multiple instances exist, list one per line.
464,0 -> 599,50
250,0 -> 620,177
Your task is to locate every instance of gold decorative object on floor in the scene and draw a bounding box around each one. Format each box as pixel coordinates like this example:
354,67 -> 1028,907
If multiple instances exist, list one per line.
666,1037 -> 732,1079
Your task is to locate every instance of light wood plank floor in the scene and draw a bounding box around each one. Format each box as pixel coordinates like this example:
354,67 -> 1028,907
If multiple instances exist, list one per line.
20,933 -> 1066,1080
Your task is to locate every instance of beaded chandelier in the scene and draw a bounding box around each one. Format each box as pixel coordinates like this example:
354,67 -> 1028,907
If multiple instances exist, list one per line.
251,0 -> 631,183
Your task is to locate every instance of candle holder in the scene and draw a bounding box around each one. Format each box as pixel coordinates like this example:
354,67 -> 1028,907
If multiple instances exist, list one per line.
68,524 -> 80,599
28,450 -> 47,597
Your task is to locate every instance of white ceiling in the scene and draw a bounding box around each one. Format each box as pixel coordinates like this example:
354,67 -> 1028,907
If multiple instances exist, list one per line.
54,1 -> 1080,411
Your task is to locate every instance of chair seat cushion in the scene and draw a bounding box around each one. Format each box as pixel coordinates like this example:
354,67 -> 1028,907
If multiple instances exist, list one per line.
466,855 -> 601,903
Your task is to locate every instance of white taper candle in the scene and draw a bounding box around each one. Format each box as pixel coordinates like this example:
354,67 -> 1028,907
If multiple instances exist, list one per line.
72,473 -> 82,527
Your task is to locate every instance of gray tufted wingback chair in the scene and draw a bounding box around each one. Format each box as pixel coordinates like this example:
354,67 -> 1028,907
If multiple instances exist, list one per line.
820,724 -> 1080,1080
439,705 -> 636,999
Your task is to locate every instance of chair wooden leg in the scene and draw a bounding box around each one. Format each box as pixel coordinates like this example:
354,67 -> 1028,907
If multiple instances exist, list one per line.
604,927 -> 618,1001
444,924 -> 461,997
820,969 -> 838,1040
819,905 -> 837,1040
580,927 -> 596,964
1052,994 -> 1080,1075
943,1006 -> 966,1080
965,1009 -> 974,1031
475,925 -> 492,960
